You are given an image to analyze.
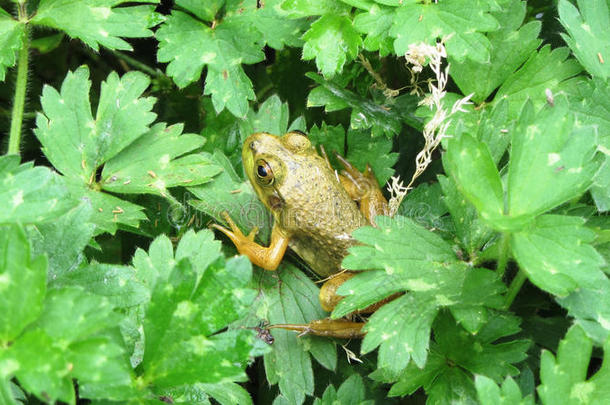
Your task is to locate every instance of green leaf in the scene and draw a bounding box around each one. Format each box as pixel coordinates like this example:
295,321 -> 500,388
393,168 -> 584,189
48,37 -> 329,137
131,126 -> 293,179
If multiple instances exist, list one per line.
557,277 -> 610,345
314,374 -> 372,405
7,286 -> 130,404
302,15 -> 362,77
156,9 -> 262,117
558,0 -> 610,79
507,100 -> 599,221
335,216 -> 505,373
0,155 -> 74,224
280,0 -> 350,17
138,232 -> 264,389
475,375 -> 534,405
438,175 -> 493,257
175,0 -> 224,21
27,202 -> 95,281
353,4 -> 395,56
33,66 -> 211,233
383,312 -> 529,401
538,325 -> 610,405
8,329 -> 75,403
0,10 -> 24,81
252,0 -> 308,50
451,0 -> 542,103
389,0 -> 499,63
495,45 -> 582,118
64,179 -> 147,234
32,1 -> 160,51
239,95 -> 291,137
346,130 -> 398,185
35,67 -> 156,180
101,123 -> 221,198
444,133 -> 505,224
262,265 -> 336,405
37,287 -> 120,342
308,124 -> 398,185
307,73 -> 421,136
54,262 -> 149,308
512,215 -> 606,297
0,224 -> 47,343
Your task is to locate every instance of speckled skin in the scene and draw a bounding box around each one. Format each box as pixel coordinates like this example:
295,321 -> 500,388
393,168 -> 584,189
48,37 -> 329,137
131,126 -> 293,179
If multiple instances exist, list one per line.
243,132 -> 368,277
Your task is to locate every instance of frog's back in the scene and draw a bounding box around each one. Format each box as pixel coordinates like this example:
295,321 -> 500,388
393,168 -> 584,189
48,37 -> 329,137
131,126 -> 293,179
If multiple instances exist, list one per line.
277,154 -> 367,277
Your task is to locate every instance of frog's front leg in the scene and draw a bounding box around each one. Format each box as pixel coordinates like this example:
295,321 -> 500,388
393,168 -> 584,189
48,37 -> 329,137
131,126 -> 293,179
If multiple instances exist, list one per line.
334,154 -> 389,223
211,211 -> 289,271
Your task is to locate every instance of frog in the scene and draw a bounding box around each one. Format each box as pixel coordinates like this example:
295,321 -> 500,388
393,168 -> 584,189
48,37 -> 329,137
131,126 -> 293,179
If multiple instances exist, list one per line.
212,131 -> 389,338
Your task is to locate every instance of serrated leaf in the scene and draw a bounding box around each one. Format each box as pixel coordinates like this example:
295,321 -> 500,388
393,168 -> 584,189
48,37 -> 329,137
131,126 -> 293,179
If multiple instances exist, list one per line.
37,287 -> 120,342
389,0 -> 499,63
538,325 -> 610,404
35,67 -> 156,180
353,4 -> 394,56
0,224 -> 47,343
495,45 -> 582,118
262,265 -> 336,405
451,0 -> 542,103
314,374 -> 371,405
438,175 -> 493,257
176,0 -> 224,21
139,233 -> 263,388
156,9 -> 263,116
280,0 -> 350,18
557,276 -> 610,345
32,1 -> 159,51
444,133 -> 505,224
346,130 -> 398,185
199,381 -> 253,405
8,329 -> 75,403
0,156 -> 74,224
302,15 -> 362,77
65,179 -> 147,234
101,123 -> 220,198
476,375 -> 534,405
0,10 -> 24,81
512,215 -> 606,297
384,312 -> 528,401
253,0 -> 308,50
307,73 -> 421,136
558,0 -> 610,79
239,95 -> 291,137
507,100 -> 599,221
53,262 -> 149,308
335,216 -> 505,373
27,202 -> 95,281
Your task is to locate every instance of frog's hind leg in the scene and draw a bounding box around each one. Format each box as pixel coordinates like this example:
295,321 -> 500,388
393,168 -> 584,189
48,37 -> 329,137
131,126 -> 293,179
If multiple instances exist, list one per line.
335,154 -> 389,224
267,272 -> 399,339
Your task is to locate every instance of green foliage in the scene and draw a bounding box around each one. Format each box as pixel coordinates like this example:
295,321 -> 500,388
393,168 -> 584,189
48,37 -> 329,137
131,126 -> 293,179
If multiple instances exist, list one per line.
1,0 -> 609,403
558,0 -> 610,80
34,66 -> 220,234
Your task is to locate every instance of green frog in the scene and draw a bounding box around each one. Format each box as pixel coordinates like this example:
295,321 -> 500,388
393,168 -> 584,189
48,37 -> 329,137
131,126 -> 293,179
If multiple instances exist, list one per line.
212,131 -> 389,338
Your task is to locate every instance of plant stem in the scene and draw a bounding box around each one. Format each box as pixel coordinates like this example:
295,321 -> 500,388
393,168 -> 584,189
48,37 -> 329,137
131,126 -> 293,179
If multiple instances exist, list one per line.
8,2 -> 30,156
504,270 -> 527,309
496,233 -> 510,278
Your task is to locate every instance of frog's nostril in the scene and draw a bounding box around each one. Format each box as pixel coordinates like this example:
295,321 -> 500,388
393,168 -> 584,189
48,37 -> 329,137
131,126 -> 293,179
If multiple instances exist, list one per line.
249,141 -> 256,150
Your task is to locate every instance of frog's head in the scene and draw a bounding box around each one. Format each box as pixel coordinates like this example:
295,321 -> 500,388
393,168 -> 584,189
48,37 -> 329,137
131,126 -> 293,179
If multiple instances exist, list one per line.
242,131 -> 314,210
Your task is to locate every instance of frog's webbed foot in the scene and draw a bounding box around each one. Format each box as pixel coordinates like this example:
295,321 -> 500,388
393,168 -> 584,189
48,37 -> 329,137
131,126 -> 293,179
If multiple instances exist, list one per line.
211,211 -> 289,271
268,319 -> 365,339
334,153 -> 389,224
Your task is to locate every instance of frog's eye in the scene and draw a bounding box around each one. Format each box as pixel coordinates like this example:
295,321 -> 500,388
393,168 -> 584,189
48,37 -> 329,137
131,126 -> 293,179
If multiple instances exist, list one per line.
255,159 -> 274,185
